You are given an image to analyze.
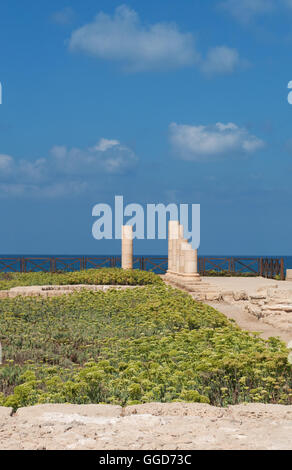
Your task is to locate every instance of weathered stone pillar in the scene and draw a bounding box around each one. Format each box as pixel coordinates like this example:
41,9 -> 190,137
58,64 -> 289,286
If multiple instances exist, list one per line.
167,221 -> 179,274
179,224 -> 186,273
122,225 -> 133,270
182,242 -> 200,279
175,227 -> 181,274
168,221 -> 173,273
194,248 -> 198,275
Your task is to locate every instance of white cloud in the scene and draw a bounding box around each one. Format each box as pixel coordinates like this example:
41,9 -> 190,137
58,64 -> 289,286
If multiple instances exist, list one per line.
68,5 -> 199,72
0,138 -> 137,198
51,7 -> 75,25
220,0 -> 274,22
220,0 -> 292,23
68,5 -> 247,76
94,138 -> 120,151
0,154 -> 13,171
200,46 -> 244,76
51,138 -> 137,175
169,122 -> 265,161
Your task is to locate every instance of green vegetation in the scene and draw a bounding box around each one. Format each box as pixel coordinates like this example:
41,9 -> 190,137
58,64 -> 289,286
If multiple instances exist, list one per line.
0,285 -> 291,410
0,268 -> 162,290
205,270 -> 258,277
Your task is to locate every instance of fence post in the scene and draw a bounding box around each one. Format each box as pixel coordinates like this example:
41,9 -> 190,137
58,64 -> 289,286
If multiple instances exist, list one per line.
280,258 -> 285,280
260,258 -> 263,277
231,257 -> 235,274
51,257 -> 56,273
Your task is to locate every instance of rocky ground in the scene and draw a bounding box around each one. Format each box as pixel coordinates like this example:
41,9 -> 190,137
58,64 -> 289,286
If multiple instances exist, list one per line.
0,284 -> 142,298
165,276 -> 292,343
0,403 -> 292,450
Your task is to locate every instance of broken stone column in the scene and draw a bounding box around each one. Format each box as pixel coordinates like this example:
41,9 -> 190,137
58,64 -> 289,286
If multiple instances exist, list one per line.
179,225 -> 187,273
121,225 -> 133,270
182,243 -> 199,278
167,220 -> 180,274
166,220 -> 200,284
194,248 -> 199,276
167,222 -> 173,273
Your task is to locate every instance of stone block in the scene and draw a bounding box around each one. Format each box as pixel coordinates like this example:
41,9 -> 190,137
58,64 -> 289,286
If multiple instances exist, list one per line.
15,404 -> 122,419
233,291 -> 248,301
0,407 -> 13,419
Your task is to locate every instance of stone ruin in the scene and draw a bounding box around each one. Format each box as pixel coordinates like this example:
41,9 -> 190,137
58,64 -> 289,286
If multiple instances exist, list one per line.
121,221 -> 201,288
164,220 -> 201,288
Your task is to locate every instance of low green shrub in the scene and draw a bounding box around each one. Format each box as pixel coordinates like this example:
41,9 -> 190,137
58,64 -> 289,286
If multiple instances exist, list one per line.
205,270 -> 258,277
0,268 -> 162,290
0,286 -> 291,409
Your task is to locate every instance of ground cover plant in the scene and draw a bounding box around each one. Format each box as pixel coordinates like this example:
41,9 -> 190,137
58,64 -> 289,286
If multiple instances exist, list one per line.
205,270 -> 283,280
205,270 -> 258,277
0,268 -> 162,290
0,285 -> 291,410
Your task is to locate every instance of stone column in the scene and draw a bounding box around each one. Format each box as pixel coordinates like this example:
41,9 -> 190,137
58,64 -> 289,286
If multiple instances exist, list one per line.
182,242 -> 200,279
167,221 -> 180,274
194,248 -> 198,275
179,225 -> 186,274
168,221 -> 173,273
122,225 -> 133,270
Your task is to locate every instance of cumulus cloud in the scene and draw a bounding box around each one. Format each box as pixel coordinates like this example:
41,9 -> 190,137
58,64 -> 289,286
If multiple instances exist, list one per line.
94,138 -> 120,151
200,46 -> 245,76
50,139 -> 137,175
0,138 -> 137,198
169,122 -> 265,161
68,5 -> 200,72
68,5 -> 247,75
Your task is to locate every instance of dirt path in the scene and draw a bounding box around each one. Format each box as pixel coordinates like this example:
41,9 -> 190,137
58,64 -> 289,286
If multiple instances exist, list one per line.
206,301 -> 292,343
164,275 -> 292,343
0,403 -> 291,450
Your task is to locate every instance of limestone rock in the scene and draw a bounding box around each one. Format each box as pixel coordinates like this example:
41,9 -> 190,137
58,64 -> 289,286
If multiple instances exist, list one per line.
0,407 -> 13,419
233,291 -> 248,301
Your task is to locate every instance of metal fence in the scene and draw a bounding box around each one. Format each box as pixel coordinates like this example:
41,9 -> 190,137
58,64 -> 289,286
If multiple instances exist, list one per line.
0,256 -> 285,279
198,256 -> 285,279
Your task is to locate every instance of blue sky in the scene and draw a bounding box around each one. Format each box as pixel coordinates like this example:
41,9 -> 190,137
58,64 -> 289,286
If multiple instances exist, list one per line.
1,0 -> 292,255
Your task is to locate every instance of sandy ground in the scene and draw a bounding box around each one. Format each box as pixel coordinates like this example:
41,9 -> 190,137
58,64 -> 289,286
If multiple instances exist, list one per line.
203,276 -> 292,293
0,403 -> 292,450
189,277 -> 292,344
207,301 -> 292,343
